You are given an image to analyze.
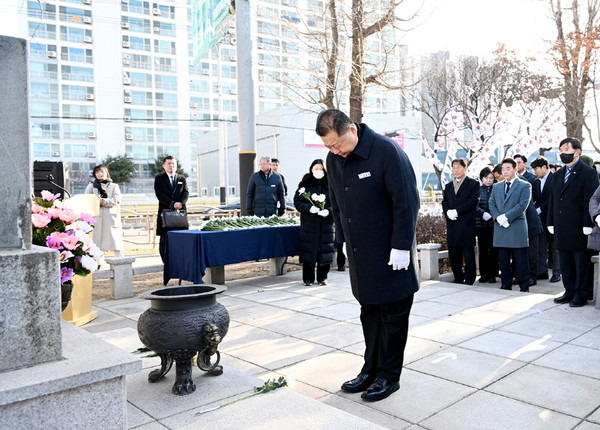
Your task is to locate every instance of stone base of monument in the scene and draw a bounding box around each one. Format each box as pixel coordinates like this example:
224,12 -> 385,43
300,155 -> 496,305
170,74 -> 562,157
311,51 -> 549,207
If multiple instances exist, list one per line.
0,322 -> 141,429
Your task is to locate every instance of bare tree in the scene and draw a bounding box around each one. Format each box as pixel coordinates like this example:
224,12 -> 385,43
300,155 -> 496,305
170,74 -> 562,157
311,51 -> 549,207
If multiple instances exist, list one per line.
549,0 -> 600,150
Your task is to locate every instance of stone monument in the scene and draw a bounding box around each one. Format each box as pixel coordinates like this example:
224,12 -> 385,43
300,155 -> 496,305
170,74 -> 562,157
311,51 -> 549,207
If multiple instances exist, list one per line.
0,36 -> 140,429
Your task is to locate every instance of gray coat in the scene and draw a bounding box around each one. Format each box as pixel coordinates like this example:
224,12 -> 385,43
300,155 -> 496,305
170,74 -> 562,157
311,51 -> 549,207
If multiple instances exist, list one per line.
327,123 -> 420,305
489,178 -> 531,248
588,184 -> 600,251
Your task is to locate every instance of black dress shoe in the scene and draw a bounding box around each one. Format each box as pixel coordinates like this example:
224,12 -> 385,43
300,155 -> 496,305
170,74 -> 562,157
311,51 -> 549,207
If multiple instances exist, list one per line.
361,378 -> 399,401
569,298 -> 588,307
478,276 -> 489,283
528,279 -> 537,287
550,274 -> 561,283
304,281 -> 313,286
553,293 -> 573,304
488,277 -> 497,284
341,373 -> 375,393
538,273 -> 549,280
337,266 -> 345,272
318,280 -> 327,286
520,287 -> 529,292
453,279 -> 464,285
512,278 -> 519,285
500,285 -> 512,290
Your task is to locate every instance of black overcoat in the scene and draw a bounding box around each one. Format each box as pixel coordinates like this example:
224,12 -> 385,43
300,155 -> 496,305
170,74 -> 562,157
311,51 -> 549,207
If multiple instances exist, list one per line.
475,184 -> 494,229
441,176 -> 479,247
327,123 -> 420,305
293,176 -> 335,266
532,172 -> 554,227
246,170 -> 285,217
548,161 -> 599,251
154,172 -> 189,236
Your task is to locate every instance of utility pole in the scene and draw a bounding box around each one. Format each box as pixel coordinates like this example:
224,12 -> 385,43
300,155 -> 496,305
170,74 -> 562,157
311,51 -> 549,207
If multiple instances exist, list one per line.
217,42 -> 227,205
235,0 -> 256,215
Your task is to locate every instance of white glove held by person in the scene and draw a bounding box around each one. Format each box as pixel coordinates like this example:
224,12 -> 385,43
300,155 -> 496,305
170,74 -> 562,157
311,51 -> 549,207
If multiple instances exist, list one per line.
388,248 -> 410,270
497,214 -> 508,226
583,227 -> 593,235
447,209 -> 458,220
536,207 -> 542,215
482,212 -> 492,221
596,215 -> 600,226
309,206 -> 319,214
318,209 -> 329,217
548,226 -> 554,234
501,221 -> 510,229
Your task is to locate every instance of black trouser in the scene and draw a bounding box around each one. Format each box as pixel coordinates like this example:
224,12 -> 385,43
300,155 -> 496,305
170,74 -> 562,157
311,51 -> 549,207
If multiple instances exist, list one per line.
448,246 -> 476,285
498,247 -> 529,290
336,244 -> 346,269
302,262 -> 330,283
159,233 -> 167,263
476,227 -> 498,278
528,234 -> 541,280
559,249 -> 592,300
360,294 -> 414,383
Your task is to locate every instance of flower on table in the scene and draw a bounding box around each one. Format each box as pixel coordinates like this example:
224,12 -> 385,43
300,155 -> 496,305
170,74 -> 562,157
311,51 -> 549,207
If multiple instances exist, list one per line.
41,190 -> 60,202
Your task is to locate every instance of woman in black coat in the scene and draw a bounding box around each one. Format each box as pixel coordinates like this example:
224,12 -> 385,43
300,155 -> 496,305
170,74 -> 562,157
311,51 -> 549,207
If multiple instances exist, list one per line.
475,166 -> 498,283
293,159 -> 335,286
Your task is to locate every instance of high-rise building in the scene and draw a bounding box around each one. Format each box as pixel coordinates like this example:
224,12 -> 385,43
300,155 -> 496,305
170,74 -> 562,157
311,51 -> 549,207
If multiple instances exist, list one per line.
2,0 -> 412,195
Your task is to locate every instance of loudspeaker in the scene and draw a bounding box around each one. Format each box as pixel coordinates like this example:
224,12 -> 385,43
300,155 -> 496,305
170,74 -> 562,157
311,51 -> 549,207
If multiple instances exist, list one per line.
33,161 -> 67,198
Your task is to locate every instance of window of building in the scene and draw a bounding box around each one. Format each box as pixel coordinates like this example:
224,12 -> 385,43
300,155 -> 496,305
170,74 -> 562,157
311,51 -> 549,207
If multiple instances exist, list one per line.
59,5 -> 91,22
257,21 -> 279,36
132,163 -> 153,178
62,65 -> 94,82
31,122 -> 60,139
64,143 -> 96,157
156,146 -> 179,158
153,21 -> 175,37
60,46 -> 92,63
154,57 -> 176,72
123,17 -> 151,33
30,42 -> 57,58
258,53 -> 280,67
33,143 -> 61,158
152,3 -> 175,19
125,108 -> 153,123
155,92 -> 177,107
156,110 -> 178,125
125,127 -> 154,141
63,124 -> 95,139
221,65 -> 236,78
60,26 -> 92,43
30,62 -> 58,80
155,74 -> 177,90
62,85 -> 93,101
125,36 -> 152,52
189,78 -> 209,93
63,104 -> 95,119
190,97 -> 210,110
30,82 -> 59,99
125,144 -> 154,160
154,39 -> 176,55
200,187 -> 208,197
156,128 -> 178,142
31,102 -> 59,118
123,0 -> 150,15
28,22 -> 56,39
228,186 -> 236,196
126,71 -> 153,88
28,1 -> 56,19
128,90 -> 153,105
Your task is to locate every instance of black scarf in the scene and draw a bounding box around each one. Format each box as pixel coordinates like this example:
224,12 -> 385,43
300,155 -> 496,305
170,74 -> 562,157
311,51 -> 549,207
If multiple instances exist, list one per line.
93,179 -> 112,198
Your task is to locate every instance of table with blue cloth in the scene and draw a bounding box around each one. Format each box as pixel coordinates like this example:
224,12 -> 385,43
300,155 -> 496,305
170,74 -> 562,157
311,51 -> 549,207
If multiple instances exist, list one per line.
164,226 -> 300,285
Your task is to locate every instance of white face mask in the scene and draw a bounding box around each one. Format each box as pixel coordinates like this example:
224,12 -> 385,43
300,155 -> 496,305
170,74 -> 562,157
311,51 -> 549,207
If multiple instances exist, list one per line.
312,170 -> 325,179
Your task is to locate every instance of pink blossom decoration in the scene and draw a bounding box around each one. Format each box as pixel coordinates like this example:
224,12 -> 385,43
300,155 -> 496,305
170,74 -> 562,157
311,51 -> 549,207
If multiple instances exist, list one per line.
46,234 -> 63,249
32,203 -> 45,214
79,212 -> 96,224
61,235 -> 80,251
41,190 -> 61,201
32,213 -> 52,229
60,267 -> 74,284
59,210 -> 79,223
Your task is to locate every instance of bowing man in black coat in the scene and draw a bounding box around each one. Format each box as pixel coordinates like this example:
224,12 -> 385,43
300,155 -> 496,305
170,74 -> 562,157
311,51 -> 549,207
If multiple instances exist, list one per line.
547,138 -> 599,307
441,158 -> 480,285
293,159 -> 335,286
154,156 -> 189,263
316,109 -> 419,402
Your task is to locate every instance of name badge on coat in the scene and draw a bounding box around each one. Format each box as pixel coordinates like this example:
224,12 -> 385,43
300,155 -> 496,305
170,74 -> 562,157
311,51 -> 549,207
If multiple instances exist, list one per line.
358,171 -> 371,179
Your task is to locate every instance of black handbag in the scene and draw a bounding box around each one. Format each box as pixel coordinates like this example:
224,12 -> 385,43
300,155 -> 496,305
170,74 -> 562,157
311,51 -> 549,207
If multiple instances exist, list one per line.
161,209 -> 189,229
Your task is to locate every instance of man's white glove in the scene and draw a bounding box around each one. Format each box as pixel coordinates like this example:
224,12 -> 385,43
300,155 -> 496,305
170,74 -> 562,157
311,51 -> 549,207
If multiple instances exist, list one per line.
536,207 -> 542,215
482,212 -> 492,221
501,222 -> 510,229
318,209 -> 329,217
596,215 -> 600,226
309,206 -> 319,214
583,227 -> 593,235
497,214 -> 508,226
388,248 -> 410,270
548,226 -> 554,234
447,209 -> 458,221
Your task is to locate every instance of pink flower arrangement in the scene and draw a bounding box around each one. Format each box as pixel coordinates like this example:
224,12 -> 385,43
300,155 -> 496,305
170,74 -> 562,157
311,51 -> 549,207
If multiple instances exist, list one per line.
32,190 -> 101,284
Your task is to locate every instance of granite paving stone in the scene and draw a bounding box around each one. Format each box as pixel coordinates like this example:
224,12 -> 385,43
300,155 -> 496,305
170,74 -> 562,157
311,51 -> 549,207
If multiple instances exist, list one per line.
458,330 -> 562,361
303,302 -> 361,321
498,315 -> 592,344
532,344 -> 600,379
291,321 -> 364,349
486,364 -> 600,418
409,319 -> 491,345
569,326 -> 600,350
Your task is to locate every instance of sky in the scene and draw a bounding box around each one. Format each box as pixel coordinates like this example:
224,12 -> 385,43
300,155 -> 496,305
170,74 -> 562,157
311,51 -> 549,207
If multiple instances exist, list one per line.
400,0 -> 557,59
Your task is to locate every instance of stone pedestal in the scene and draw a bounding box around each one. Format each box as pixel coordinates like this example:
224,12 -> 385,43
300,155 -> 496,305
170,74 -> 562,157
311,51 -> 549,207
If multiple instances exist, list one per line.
417,243 -> 441,281
0,322 -> 141,430
0,247 -> 62,372
269,257 -> 288,276
106,256 -> 136,299
204,266 -> 226,284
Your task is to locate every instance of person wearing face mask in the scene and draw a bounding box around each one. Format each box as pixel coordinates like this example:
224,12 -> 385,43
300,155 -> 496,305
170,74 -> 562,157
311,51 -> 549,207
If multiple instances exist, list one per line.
547,137 -> 599,307
293,159 -> 335,286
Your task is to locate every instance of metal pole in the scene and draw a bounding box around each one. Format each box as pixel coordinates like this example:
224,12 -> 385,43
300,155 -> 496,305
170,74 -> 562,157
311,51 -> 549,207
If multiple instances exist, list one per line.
235,0 -> 257,215
217,42 -> 226,205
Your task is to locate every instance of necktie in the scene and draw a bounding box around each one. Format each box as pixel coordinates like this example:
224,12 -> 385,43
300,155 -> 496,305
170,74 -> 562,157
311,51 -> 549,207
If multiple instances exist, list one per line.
169,175 -> 174,188
505,181 -> 511,198
564,168 -> 571,183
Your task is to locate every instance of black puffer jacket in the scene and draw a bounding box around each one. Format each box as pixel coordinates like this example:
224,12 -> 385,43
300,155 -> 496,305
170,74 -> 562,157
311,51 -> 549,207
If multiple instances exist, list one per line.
246,170 -> 285,217
293,175 -> 335,265
475,184 -> 494,228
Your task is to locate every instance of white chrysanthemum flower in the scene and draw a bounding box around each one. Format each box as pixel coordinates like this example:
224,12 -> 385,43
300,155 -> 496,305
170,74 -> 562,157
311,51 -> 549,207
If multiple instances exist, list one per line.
79,254 -> 97,271
298,187 -> 305,194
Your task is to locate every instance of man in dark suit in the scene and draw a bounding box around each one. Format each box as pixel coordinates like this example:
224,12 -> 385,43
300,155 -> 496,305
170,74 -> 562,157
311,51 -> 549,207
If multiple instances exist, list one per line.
442,158 -> 480,285
316,109 -> 419,402
489,158 -> 532,292
246,156 -> 286,217
514,154 -> 536,183
548,137 -> 599,307
154,156 -> 189,263
531,156 -> 560,283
